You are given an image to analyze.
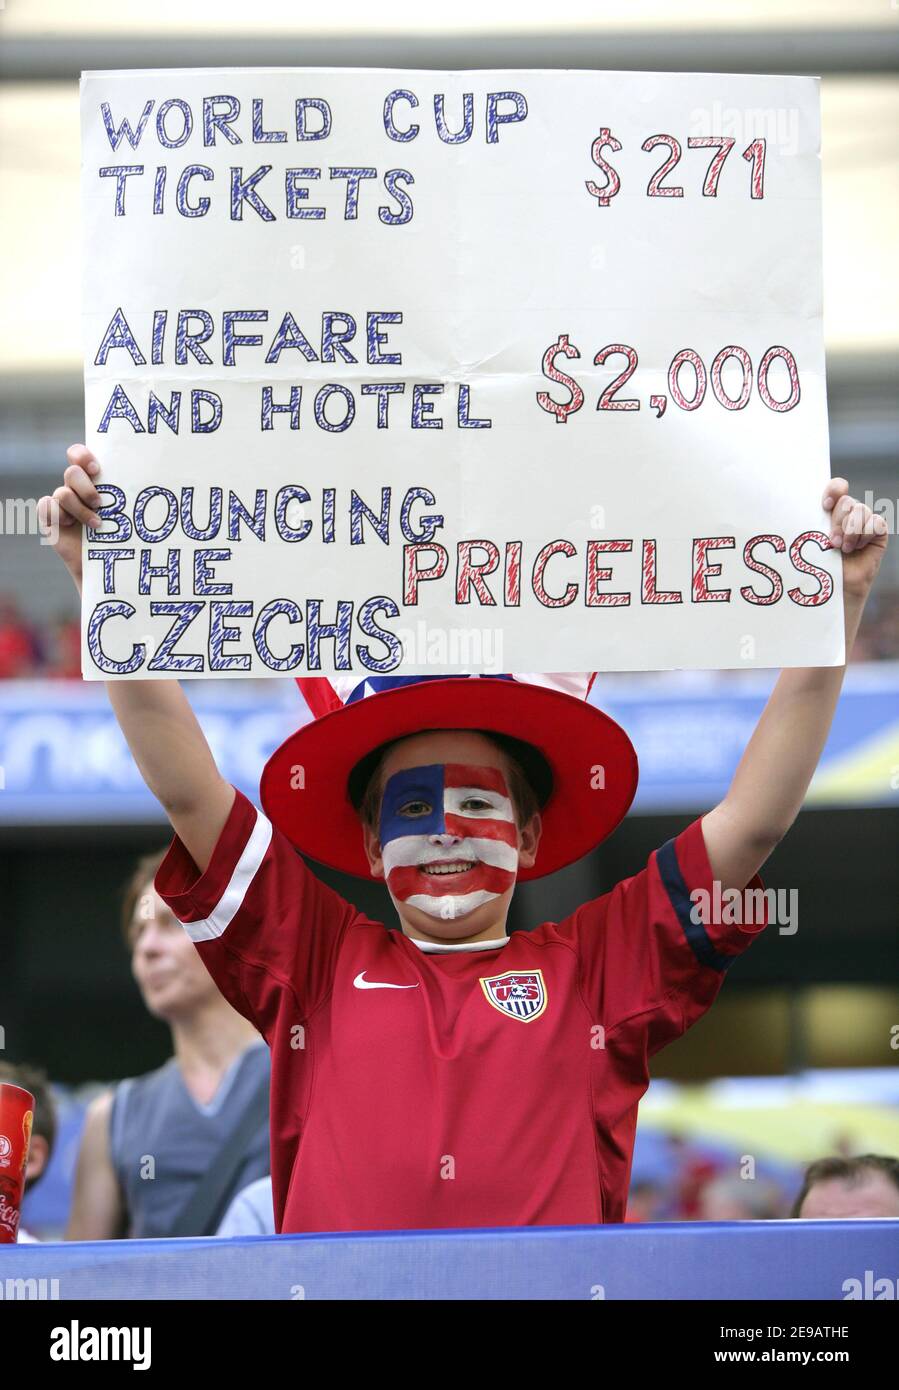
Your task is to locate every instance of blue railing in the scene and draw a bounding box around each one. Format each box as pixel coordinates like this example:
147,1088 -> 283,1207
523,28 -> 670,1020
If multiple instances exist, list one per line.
2,664 -> 898,823
3,1220 -> 897,1300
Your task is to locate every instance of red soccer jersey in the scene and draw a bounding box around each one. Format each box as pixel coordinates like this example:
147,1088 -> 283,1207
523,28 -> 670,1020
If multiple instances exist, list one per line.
155,787 -> 768,1232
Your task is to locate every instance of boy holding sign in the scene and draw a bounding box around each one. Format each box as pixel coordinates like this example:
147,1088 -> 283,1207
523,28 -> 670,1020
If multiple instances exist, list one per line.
41,448 -> 887,1231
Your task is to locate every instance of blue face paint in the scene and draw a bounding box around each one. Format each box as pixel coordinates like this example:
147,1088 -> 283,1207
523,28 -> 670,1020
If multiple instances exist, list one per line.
376,761 -> 519,922
378,764 -> 445,847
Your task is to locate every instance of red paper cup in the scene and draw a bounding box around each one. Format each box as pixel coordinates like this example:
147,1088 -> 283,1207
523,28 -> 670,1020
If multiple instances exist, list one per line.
0,1083 -> 34,1244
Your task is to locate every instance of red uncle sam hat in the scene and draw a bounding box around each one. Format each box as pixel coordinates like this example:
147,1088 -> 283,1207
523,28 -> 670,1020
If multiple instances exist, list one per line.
260,673 -> 639,882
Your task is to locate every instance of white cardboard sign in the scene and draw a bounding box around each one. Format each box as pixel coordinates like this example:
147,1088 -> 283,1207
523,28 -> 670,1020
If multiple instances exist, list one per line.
80,67 -> 842,679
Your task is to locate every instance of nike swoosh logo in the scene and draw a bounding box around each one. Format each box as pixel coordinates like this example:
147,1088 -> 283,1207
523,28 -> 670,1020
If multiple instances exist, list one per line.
353,971 -> 419,991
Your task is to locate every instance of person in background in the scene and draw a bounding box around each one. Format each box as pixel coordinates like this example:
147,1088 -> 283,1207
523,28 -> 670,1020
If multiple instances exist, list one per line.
853,587 -> 899,662
0,1061 -> 57,1243
666,1132 -> 720,1220
66,849 -> 271,1240
0,595 -> 37,679
45,610 -> 82,679
215,1174 -> 276,1238
624,1180 -> 667,1224
696,1172 -> 784,1221
791,1155 -> 899,1219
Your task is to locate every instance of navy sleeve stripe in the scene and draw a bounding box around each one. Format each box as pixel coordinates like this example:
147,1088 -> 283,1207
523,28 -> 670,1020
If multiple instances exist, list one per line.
656,837 -> 735,973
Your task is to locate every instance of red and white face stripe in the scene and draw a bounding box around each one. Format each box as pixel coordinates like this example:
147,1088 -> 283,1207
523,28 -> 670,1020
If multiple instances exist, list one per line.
378,763 -> 519,921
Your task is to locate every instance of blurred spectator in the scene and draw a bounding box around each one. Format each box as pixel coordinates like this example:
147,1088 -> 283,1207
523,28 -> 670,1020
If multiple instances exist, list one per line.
66,849 -> 271,1240
851,587 -> 899,663
215,1175 -> 275,1238
0,595 -> 39,678
667,1132 -> 720,1219
697,1172 -> 785,1221
0,1060 -> 58,1243
791,1154 -> 899,1219
44,612 -> 82,680
625,1179 -> 668,1223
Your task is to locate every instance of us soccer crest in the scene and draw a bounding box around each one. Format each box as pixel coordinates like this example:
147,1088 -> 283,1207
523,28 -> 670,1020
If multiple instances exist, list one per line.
480,970 -> 547,1022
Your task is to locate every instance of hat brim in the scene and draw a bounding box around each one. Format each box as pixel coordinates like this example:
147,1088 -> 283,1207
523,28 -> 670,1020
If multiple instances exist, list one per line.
260,679 -> 639,881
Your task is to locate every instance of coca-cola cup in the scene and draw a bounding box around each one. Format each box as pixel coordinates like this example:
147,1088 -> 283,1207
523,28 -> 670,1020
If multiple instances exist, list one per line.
0,1083 -> 35,1244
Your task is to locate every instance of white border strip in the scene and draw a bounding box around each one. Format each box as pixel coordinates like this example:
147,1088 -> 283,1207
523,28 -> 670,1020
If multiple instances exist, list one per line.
182,810 -> 273,943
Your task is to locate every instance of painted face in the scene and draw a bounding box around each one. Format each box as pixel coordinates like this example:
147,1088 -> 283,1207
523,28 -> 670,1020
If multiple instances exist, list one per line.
378,762 -> 519,920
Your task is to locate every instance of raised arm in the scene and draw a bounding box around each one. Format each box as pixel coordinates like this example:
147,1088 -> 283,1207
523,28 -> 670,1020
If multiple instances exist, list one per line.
38,445 -> 234,872
701,478 -> 889,891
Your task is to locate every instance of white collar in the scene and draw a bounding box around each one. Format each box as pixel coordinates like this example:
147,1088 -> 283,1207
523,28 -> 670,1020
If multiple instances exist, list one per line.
406,934 -> 510,954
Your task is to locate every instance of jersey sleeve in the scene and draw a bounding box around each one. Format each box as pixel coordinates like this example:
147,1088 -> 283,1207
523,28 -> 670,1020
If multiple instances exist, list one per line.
154,786 -> 362,1040
559,815 -> 769,1055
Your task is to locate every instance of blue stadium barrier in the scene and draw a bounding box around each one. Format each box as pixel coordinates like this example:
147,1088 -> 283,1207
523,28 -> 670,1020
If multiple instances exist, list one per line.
3,1221 -> 897,1300
3,663 -> 898,824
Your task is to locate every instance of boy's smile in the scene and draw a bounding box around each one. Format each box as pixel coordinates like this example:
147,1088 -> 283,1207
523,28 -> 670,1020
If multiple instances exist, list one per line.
378,762 -> 519,920
361,729 -> 542,945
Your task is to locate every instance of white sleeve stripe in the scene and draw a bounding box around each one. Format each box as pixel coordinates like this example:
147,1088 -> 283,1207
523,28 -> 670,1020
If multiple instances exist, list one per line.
181,810 -> 273,943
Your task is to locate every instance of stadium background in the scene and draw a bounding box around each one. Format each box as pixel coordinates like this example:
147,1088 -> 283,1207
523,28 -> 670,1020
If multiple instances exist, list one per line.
0,0 -> 896,1237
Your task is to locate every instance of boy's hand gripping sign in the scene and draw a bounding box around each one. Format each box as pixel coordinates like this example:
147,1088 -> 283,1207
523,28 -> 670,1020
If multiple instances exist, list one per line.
80,67 -> 840,679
